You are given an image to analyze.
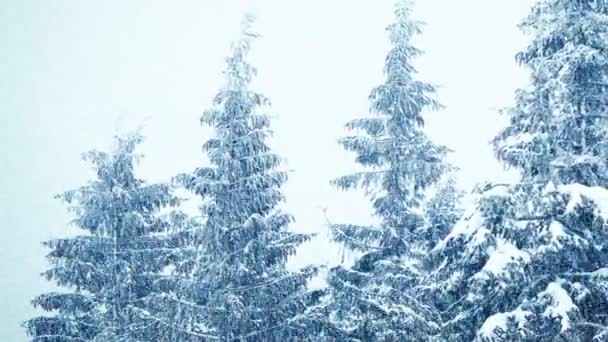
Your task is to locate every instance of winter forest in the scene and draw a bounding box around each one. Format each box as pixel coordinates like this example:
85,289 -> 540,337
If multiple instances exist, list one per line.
9,0 -> 608,340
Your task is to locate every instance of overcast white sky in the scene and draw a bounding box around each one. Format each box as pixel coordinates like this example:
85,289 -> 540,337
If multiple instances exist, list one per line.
1,0 -> 531,340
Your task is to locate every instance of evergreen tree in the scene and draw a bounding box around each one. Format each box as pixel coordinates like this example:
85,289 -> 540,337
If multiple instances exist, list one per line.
431,1 -> 608,340
302,1 -> 451,340
23,131 -> 182,341
146,14 -> 316,341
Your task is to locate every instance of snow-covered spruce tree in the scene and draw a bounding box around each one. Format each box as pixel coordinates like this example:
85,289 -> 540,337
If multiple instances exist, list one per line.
23,131 -> 182,341
431,1 -> 608,340
301,1 -> 452,340
147,14 -> 316,341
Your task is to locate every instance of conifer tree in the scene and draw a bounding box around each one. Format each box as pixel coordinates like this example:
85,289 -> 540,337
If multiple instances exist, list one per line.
431,1 -> 608,340
146,14 -> 316,341
23,131 -> 182,341
302,1 -> 452,340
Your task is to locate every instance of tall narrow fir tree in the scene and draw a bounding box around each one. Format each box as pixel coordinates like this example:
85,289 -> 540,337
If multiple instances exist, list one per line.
146,14 -> 317,341
24,132 -> 182,341
303,1 -> 452,340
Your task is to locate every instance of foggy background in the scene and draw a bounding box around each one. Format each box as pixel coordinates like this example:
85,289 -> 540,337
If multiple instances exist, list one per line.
1,0 -> 530,340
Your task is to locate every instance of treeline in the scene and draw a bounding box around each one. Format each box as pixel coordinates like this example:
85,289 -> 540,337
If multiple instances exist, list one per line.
24,0 -> 608,341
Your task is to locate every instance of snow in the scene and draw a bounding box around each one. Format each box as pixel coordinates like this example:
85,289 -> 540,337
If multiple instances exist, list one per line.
503,132 -> 535,147
548,221 -> 565,240
484,184 -> 511,197
445,271 -> 464,291
539,219 -> 588,252
557,183 -> 608,219
434,211 -> 484,251
479,307 -> 531,339
572,282 -> 591,302
478,238 -> 530,278
447,212 -> 481,239
590,268 -> 608,278
307,270 -> 329,291
471,227 -> 491,247
541,281 -> 577,333
543,181 -> 557,194
547,221 -> 567,247
569,268 -> 608,279
435,183 -> 511,252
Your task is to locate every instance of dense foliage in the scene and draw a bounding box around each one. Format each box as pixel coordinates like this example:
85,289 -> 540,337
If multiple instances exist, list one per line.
144,14 -> 317,341
24,132 -> 182,341
431,1 -> 608,340
25,1 -> 608,341
301,1 -> 452,340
